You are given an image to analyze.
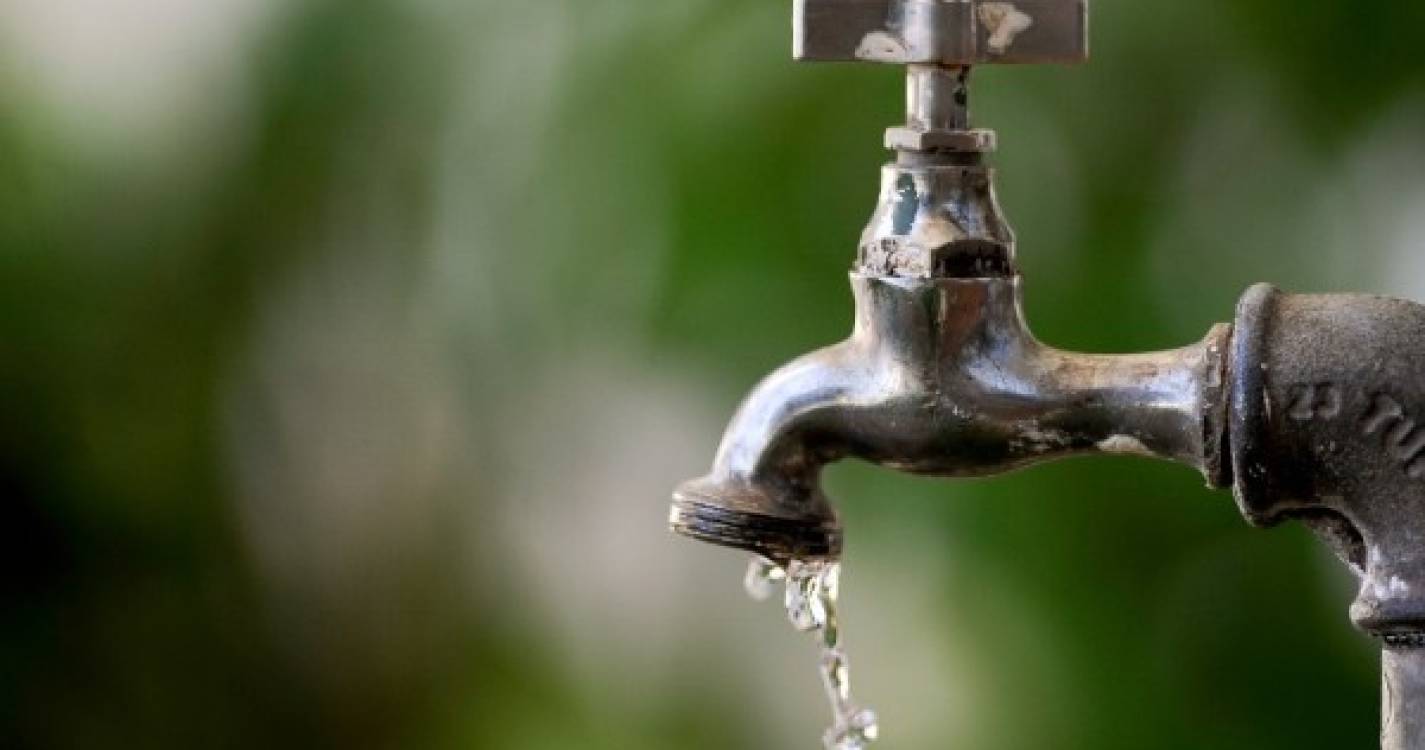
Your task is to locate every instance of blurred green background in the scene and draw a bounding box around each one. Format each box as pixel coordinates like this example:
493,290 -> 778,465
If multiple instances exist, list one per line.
2,0 -> 1424,747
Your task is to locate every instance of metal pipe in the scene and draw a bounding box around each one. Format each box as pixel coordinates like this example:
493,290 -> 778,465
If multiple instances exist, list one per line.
1383,649 -> 1425,749
906,64 -> 970,132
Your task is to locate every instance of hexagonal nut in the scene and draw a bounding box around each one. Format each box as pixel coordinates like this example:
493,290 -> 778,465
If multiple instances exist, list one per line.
928,238 -> 1016,278
884,127 -> 998,153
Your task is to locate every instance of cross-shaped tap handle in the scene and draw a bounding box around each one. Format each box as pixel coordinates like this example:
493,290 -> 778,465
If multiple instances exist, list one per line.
795,0 -> 1088,66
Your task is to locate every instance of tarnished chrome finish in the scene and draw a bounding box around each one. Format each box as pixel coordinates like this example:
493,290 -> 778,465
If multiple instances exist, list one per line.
886,66 -> 998,154
857,161 -> 1015,278
794,0 -> 1090,65
670,273 -> 1229,562
907,64 -> 970,132
674,1 -> 1425,746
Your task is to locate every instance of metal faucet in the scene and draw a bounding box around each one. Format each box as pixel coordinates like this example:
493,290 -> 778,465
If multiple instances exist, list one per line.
668,2 -> 1425,746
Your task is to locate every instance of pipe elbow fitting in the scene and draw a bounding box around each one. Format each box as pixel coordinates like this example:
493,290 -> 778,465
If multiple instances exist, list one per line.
1224,284 -> 1425,643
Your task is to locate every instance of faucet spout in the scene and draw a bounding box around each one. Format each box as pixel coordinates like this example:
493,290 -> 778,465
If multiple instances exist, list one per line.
671,272 -> 1230,563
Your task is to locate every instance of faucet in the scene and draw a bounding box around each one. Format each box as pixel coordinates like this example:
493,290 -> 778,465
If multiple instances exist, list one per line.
668,1 -> 1425,746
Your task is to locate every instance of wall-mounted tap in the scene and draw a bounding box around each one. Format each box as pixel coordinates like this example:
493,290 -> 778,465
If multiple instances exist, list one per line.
668,2 -> 1425,746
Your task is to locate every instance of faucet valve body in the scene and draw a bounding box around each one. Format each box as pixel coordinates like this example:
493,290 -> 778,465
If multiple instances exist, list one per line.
671,272 -> 1230,564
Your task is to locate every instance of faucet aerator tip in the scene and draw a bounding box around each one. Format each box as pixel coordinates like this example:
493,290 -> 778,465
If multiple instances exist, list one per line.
670,478 -> 843,562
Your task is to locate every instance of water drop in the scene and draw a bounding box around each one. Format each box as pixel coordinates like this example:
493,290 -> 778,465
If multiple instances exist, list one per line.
742,555 -> 877,749
824,707 -> 880,750
745,556 -> 786,601
820,647 -> 852,713
785,560 -> 830,632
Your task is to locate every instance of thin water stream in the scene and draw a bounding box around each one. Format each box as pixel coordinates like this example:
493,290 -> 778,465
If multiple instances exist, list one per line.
745,556 -> 879,750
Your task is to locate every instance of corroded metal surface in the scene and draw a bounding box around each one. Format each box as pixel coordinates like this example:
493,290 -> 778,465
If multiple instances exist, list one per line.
1221,285 -> 1425,749
670,273 -> 1229,563
671,1 -> 1425,746
794,0 -> 1089,65
1225,285 -> 1425,642
856,160 -> 1015,277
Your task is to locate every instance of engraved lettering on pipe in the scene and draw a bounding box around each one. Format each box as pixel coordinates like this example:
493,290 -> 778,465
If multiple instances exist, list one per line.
1362,393 -> 1425,480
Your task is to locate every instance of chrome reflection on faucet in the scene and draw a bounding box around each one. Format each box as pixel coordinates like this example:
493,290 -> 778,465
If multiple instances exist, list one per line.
669,2 -> 1425,748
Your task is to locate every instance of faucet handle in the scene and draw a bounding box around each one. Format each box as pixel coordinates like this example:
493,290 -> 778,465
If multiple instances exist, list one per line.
795,0 -> 1089,65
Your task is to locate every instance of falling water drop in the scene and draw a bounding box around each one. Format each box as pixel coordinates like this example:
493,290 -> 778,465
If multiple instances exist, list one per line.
745,555 -> 786,601
785,560 -> 829,632
743,556 -> 879,749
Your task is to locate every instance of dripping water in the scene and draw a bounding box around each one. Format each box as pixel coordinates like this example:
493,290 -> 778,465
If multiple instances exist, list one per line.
746,556 -> 880,749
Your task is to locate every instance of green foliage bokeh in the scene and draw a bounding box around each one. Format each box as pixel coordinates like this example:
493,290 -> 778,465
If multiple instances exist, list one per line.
1,1 -> 1421,747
